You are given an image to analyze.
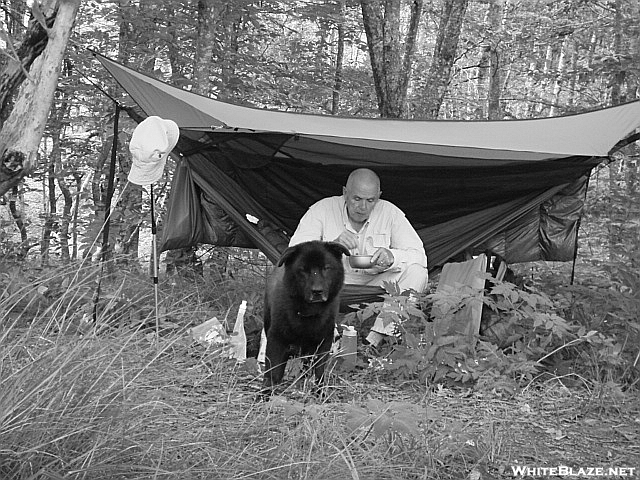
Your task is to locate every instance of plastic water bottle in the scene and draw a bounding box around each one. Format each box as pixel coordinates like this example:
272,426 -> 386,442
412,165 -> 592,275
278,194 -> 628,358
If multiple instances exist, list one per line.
257,328 -> 267,364
230,300 -> 247,362
341,325 -> 357,370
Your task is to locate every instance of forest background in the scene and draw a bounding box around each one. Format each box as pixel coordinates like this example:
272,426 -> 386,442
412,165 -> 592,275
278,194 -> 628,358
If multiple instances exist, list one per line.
0,1 -> 639,478
0,0 -> 639,270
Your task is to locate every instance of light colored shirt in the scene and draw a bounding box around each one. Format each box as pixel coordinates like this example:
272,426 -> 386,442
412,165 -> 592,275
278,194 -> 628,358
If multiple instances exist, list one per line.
289,195 -> 427,284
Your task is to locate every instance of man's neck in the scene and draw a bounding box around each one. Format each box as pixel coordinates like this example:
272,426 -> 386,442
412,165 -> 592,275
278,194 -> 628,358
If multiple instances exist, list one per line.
349,218 -> 366,232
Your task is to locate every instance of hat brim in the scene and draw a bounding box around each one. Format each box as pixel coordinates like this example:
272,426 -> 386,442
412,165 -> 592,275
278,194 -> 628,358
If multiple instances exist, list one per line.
128,116 -> 180,186
127,155 -> 168,185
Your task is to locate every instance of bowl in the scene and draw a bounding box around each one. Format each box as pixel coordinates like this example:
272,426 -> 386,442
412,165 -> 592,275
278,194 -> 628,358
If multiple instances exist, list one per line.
349,254 -> 374,268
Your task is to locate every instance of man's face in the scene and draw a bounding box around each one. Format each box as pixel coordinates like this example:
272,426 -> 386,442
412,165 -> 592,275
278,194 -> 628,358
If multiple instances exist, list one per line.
344,182 -> 380,225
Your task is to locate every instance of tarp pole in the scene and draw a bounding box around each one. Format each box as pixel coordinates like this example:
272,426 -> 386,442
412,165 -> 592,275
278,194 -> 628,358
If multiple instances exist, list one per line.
93,103 -> 120,322
150,186 -> 160,349
570,174 -> 591,285
101,103 -> 120,263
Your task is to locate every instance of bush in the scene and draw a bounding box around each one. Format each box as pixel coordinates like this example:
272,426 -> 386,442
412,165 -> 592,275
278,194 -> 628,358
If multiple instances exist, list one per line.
344,276 -> 637,392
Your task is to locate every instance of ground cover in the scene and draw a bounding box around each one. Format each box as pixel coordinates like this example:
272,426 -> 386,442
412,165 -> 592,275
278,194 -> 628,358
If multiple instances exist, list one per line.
1,258 -> 638,479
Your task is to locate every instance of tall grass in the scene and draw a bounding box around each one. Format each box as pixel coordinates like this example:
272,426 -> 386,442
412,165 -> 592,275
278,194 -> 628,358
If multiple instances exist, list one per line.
3,257 -> 635,479
0,259 -> 469,479
1,261 -> 166,477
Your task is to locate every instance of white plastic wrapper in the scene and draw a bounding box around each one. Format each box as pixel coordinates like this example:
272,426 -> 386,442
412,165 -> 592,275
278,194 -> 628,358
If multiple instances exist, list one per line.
190,317 -> 228,346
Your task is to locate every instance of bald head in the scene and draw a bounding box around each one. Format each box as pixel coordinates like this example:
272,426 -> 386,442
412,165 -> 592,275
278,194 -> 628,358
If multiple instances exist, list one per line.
343,168 -> 381,229
345,168 -> 381,193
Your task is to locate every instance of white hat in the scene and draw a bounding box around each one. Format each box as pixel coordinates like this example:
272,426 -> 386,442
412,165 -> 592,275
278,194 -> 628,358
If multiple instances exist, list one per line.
128,116 -> 179,185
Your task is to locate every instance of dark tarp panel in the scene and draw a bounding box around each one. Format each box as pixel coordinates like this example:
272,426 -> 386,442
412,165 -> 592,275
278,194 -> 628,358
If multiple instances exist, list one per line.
95,53 -> 640,268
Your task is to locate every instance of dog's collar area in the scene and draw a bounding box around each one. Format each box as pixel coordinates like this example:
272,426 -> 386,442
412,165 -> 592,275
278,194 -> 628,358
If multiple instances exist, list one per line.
296,304 -> 326,317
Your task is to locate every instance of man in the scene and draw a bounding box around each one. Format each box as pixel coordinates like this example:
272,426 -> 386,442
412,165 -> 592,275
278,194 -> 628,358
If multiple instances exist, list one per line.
290,168 -> 428,294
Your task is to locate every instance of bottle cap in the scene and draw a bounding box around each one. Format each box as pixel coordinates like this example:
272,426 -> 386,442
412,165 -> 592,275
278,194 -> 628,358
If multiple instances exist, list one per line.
342,325 -> 356,336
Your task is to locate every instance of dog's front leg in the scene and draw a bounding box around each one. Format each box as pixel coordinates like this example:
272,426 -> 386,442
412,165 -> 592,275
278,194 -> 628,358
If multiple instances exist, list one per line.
312,335 -> 333,385
263,336 -> 289,390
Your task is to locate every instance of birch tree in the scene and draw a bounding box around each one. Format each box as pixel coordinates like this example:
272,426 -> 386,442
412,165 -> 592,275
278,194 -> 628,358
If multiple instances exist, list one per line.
0,0 -> 81,198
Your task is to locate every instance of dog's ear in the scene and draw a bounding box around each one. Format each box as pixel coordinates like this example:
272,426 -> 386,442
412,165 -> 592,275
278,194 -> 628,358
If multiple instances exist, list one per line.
325,242 -> 350,260
277,245 -> 300,267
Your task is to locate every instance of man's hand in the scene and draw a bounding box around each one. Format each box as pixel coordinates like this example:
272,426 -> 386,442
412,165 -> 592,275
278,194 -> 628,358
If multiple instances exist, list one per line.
333,231 -> 359,251
371,247 -> 394,269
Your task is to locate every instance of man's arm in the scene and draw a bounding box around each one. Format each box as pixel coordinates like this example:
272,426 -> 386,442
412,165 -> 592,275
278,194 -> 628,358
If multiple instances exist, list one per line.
388,213 -> 428,268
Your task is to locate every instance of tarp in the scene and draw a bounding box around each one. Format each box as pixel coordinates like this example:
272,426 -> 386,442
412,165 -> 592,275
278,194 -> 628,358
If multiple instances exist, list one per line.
96,53 -> 640,268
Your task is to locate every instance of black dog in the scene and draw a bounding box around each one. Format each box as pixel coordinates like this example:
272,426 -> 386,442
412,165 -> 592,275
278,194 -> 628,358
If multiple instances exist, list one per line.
262,241 -> 350,392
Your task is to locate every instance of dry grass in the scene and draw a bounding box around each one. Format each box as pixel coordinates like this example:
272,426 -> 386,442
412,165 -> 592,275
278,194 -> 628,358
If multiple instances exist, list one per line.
1,261 -> 638,479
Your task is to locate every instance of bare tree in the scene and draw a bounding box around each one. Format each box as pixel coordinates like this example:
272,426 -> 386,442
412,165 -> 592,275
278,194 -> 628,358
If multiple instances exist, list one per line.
360,0 -> 423,118
418,0 -> 469,119
194,0 -> 219,95
332,0 -> 347,115
0,0 -> 81,198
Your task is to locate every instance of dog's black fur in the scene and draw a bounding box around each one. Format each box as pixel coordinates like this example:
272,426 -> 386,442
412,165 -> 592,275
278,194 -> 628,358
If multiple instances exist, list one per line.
262,241 -> 350,391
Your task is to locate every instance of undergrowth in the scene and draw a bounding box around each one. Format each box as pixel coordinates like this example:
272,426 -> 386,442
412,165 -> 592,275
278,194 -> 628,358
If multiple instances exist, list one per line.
344,271 -> 639,395
0,252 -> 638,479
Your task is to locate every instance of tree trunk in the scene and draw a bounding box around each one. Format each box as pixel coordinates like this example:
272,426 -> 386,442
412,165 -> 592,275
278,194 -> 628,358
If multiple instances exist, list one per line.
486,0 -> 504,120
115,143 -> 142,259
419,0 -> 469,119
40,91 -> 70,264
194,0 -> 217,95
487,44 -> 502,119
567,45 -> 578,109
84,133 -> 111,258
70,172 -> 83,261
8,184 -> 30,259
536,44 -> 554,115
627,0 -> 640,101
523,45 -> 538,118
608,164 -> 619,263
0,3 -> 54,125
220,3 -> 240,101
6,0 -> 28,36
164,3 -> 184,82
360,0 -> 423,118
57,173 -> 73,263
476,46 -> 490,119
332,0 -> 346,115
51,59 -> 73,263
549,36 -> 567,117
609,0 -> 626,106
475,0 -> 503,120
316,20 -> 329,73
41,150 -> 57,265
0,0 -> 81,198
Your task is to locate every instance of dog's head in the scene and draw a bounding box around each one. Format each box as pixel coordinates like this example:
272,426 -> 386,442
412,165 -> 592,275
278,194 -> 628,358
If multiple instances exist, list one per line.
278,241 -> 349,303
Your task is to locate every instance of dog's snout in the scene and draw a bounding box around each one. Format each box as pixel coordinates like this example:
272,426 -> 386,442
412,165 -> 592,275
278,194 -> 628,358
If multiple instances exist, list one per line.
310,284 -> 328,302
311,287 -> 326,299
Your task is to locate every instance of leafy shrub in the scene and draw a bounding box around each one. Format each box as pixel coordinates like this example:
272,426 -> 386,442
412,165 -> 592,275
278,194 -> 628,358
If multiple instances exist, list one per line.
554,261 -> 640,386
344,278 -> 622,391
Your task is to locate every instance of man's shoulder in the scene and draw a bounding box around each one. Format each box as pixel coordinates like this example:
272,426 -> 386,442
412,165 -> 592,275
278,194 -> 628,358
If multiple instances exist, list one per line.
376,199 -> 404,215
